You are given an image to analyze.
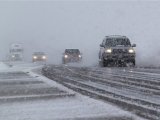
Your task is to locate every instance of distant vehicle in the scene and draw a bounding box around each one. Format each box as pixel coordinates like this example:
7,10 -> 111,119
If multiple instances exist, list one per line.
32,52 -> 47,62
62,49 -> 82,64
99,35 -> 136,67
9,44 -> 23,61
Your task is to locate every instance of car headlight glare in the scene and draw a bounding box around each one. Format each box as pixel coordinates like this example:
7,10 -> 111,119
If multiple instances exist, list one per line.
128,49 -> 135,53
42,56 -> 46,59
78,55 -> 82,58
64,55 -> 68,58
33,56 -> 37,59
105,49 -> 112,53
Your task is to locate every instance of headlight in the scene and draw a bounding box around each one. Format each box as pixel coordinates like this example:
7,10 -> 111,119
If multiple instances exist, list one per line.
12,55 -> 15,58
64,55 -> 68,58
42,56 -> 46,59
105,49 -> 112,53
128,49 -> 135,53
33,56 -> 37,59
78,55 -> 82,58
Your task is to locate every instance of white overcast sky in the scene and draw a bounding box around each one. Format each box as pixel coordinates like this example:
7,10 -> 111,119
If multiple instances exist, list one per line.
0,0 -> 160,66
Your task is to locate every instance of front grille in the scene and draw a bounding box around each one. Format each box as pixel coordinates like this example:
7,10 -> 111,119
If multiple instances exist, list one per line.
112,49 -> 127,54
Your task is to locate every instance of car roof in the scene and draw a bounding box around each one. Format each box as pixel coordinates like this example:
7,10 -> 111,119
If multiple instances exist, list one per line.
65,49 -> 79,50
33,52 -> 45,55
65,49 -> 80,51
65,49 -> 80,53
105,35 -> 128,39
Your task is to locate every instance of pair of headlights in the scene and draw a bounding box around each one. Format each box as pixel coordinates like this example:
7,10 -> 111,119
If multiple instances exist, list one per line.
64,55 -> 82,58
105,48 -> 135,53
33,56 -> 46,59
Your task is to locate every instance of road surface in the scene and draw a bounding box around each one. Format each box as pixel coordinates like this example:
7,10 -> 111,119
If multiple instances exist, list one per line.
42,64 -> 160,120
0,62 -> 146,120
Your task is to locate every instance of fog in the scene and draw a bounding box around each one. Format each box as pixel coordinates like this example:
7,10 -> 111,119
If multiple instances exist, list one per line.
0,1 -> 160,66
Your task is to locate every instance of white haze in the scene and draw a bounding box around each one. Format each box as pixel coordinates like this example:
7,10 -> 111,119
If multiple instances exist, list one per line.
0,1 -> 160,66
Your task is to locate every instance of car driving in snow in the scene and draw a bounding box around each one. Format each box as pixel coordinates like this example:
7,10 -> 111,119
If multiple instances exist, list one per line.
32,52 -> 47,62
99,35 -> 136,67
62,49 -> 82,64
9,44 -> 23,61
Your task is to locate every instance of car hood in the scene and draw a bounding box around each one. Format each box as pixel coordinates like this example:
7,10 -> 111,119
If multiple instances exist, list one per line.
105,46 -> 132,49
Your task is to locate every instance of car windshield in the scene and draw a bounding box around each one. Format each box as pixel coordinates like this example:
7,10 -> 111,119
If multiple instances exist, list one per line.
105,38 -> 131,47
33,52 -> 45,55
65,49 -> 80,54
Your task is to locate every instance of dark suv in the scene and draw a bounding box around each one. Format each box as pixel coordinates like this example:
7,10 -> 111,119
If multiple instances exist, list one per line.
99,35 -> 136,67
62,49 -> 82,64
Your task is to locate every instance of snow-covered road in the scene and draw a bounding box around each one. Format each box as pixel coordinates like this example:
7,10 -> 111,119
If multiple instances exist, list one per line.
42,64 -> 160,120
0,62 -> 144,120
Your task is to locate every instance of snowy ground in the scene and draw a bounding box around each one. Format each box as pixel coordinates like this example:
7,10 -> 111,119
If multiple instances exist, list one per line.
0,62 -> 145,120
0,62 -> 10,71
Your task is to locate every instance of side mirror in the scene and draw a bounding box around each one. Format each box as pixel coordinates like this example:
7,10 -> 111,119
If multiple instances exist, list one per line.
100,44 -> 104,47
132,44 -> 136,47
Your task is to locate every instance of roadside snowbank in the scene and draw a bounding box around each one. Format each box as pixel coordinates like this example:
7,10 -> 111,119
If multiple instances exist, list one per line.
0,62 -> 9,71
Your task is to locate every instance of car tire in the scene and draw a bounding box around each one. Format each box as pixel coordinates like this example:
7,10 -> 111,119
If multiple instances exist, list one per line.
62,59 -> 65,64
102,59 -> 109,67
132,60 -> 136,67
127,60 -> 135,67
